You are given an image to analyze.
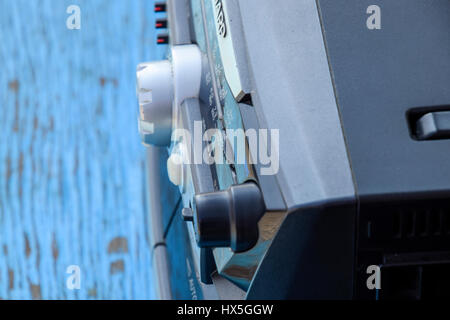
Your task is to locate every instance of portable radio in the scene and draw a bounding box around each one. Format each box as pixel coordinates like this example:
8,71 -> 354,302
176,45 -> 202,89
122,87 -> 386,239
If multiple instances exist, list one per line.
137,0 -> 450,299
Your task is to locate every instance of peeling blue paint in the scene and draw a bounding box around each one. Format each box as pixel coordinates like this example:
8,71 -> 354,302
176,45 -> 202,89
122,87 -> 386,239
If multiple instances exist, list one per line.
0,0 -> 164,299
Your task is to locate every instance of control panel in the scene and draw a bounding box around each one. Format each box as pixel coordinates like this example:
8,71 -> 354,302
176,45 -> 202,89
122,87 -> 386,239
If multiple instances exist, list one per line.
136,0 -> 283,293
139,0 -> 450,300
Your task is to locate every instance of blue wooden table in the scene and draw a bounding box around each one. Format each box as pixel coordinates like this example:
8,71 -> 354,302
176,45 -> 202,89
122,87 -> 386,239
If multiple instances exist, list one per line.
0,0 -> 165,299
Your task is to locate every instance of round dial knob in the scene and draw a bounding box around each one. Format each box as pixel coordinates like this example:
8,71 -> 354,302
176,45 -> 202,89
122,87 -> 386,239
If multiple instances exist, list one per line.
136,60 -> 174,146
135,45 -> 202,147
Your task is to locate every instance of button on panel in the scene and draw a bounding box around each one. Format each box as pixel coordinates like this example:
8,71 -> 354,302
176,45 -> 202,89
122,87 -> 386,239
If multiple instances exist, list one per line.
416,111 -> 450,140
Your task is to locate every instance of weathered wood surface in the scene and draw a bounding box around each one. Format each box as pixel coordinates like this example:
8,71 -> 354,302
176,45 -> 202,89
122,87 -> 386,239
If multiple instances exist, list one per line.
0,0 -> 165,299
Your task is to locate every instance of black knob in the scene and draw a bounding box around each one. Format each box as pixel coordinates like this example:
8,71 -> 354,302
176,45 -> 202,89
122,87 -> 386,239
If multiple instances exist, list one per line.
194,182 -> 265,253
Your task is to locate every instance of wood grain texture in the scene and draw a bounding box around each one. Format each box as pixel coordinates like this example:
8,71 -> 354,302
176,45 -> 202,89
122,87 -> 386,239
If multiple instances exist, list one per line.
0,0 -> 165,299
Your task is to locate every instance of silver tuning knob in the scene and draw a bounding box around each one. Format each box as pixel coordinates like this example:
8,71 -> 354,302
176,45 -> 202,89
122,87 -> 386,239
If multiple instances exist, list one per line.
136,45 -> 202,147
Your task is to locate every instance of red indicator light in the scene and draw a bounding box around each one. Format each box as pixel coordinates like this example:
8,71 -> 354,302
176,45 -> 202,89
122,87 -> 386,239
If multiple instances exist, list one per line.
154,3 -> 166,12
157,35 -> 169,45
155,19 -> 167,29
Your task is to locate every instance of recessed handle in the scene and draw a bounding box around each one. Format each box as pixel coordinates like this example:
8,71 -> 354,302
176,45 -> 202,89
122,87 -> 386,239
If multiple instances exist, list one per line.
415,111 -> 450,140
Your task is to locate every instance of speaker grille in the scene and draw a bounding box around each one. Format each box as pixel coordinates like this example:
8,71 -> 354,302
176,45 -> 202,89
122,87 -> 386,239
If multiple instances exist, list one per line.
393,209 -> 450,239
